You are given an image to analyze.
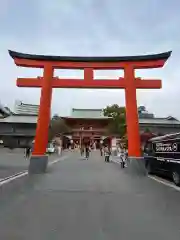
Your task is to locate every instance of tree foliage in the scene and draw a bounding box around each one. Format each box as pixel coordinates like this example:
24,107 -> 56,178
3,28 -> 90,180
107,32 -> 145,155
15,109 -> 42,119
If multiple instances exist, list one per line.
48,114 -> 70,140
103,104 -> 126,137
144,127 -> 151,133
138,106 -> 146,113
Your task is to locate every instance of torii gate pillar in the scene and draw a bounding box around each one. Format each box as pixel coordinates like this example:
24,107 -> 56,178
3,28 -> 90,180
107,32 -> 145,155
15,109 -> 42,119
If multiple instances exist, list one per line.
33,65 -> 53,155
125,66 -> 141,157
9,50 -> 171,174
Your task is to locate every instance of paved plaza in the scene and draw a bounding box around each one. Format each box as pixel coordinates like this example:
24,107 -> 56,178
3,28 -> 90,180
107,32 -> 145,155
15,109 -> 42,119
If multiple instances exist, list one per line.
0,148 -> 60,179
0,150 -> 180,239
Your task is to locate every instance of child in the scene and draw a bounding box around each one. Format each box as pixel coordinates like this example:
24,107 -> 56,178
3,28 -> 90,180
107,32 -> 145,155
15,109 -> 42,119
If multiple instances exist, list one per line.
104,145 -> 111,162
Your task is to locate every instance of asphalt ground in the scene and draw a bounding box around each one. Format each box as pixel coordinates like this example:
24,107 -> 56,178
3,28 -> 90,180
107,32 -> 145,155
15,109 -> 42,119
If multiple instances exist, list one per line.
0,150 -> 180,239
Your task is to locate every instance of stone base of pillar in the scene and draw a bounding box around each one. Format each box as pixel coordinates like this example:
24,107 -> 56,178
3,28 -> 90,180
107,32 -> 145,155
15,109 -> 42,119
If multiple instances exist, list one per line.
126,157 -> 147,176
28,155 -> 48,174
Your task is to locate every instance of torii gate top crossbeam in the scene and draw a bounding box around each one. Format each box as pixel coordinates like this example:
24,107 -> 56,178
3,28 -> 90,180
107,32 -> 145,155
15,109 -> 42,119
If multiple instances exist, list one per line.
9,50 -> 171,69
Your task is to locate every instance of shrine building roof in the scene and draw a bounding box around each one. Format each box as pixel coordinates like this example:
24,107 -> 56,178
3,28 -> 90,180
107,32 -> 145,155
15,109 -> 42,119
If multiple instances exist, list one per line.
70,108 -> 110,119
60,108 -> 111,121
0,115 -> 37,123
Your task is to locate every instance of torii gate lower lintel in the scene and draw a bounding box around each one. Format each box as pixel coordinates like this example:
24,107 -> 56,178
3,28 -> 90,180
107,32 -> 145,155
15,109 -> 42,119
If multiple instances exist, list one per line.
9,50 -> 171,173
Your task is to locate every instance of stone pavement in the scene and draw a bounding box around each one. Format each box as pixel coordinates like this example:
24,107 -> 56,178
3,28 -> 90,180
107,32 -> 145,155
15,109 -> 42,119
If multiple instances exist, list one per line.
0,150 -> 180,239
0,148 -> 61,179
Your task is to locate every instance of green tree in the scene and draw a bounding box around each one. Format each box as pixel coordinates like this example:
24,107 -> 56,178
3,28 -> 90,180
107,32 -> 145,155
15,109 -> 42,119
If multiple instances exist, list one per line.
103,104 -> 126,137
138,106 -> 146,113
144,127 -> 151,133
48,115 -> 70,141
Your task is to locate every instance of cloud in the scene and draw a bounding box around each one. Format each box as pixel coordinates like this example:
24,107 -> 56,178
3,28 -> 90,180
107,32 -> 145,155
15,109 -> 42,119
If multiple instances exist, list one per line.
0,0 -> 180,119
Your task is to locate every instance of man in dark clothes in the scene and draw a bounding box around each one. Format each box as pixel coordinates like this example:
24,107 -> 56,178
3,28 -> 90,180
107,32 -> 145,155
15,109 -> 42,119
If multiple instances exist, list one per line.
25,146 -> 31,159
99,142 -> 103,156
80,145 -> 84,157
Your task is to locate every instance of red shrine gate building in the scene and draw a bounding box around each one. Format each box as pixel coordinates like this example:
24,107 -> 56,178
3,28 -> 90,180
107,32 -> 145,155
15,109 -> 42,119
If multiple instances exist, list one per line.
62,108 -> 112,147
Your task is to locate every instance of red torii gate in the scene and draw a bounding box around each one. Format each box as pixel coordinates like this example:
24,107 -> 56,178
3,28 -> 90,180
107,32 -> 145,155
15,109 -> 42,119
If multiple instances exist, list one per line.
9,50 -> 171,173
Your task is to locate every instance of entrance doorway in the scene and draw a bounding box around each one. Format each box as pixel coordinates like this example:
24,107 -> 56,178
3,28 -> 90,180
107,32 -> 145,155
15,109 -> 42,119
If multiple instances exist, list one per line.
62,136 -> 70,149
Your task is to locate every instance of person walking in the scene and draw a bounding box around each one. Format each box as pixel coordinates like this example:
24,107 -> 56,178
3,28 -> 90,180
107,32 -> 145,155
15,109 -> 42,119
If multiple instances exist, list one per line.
25,146 -> 31,159
80,145 -> 84,157
85,144 -> 90,160
100,146 -> 103,156
57,145 -> 62,156
104,145 -> 111,162
124,148 -> 128,167
99,141 -> 103,156
120,147 -> 127,168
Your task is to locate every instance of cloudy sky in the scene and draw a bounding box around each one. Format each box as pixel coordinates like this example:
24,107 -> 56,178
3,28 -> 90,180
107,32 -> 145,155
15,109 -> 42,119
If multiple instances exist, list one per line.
0,0 -> 179,118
